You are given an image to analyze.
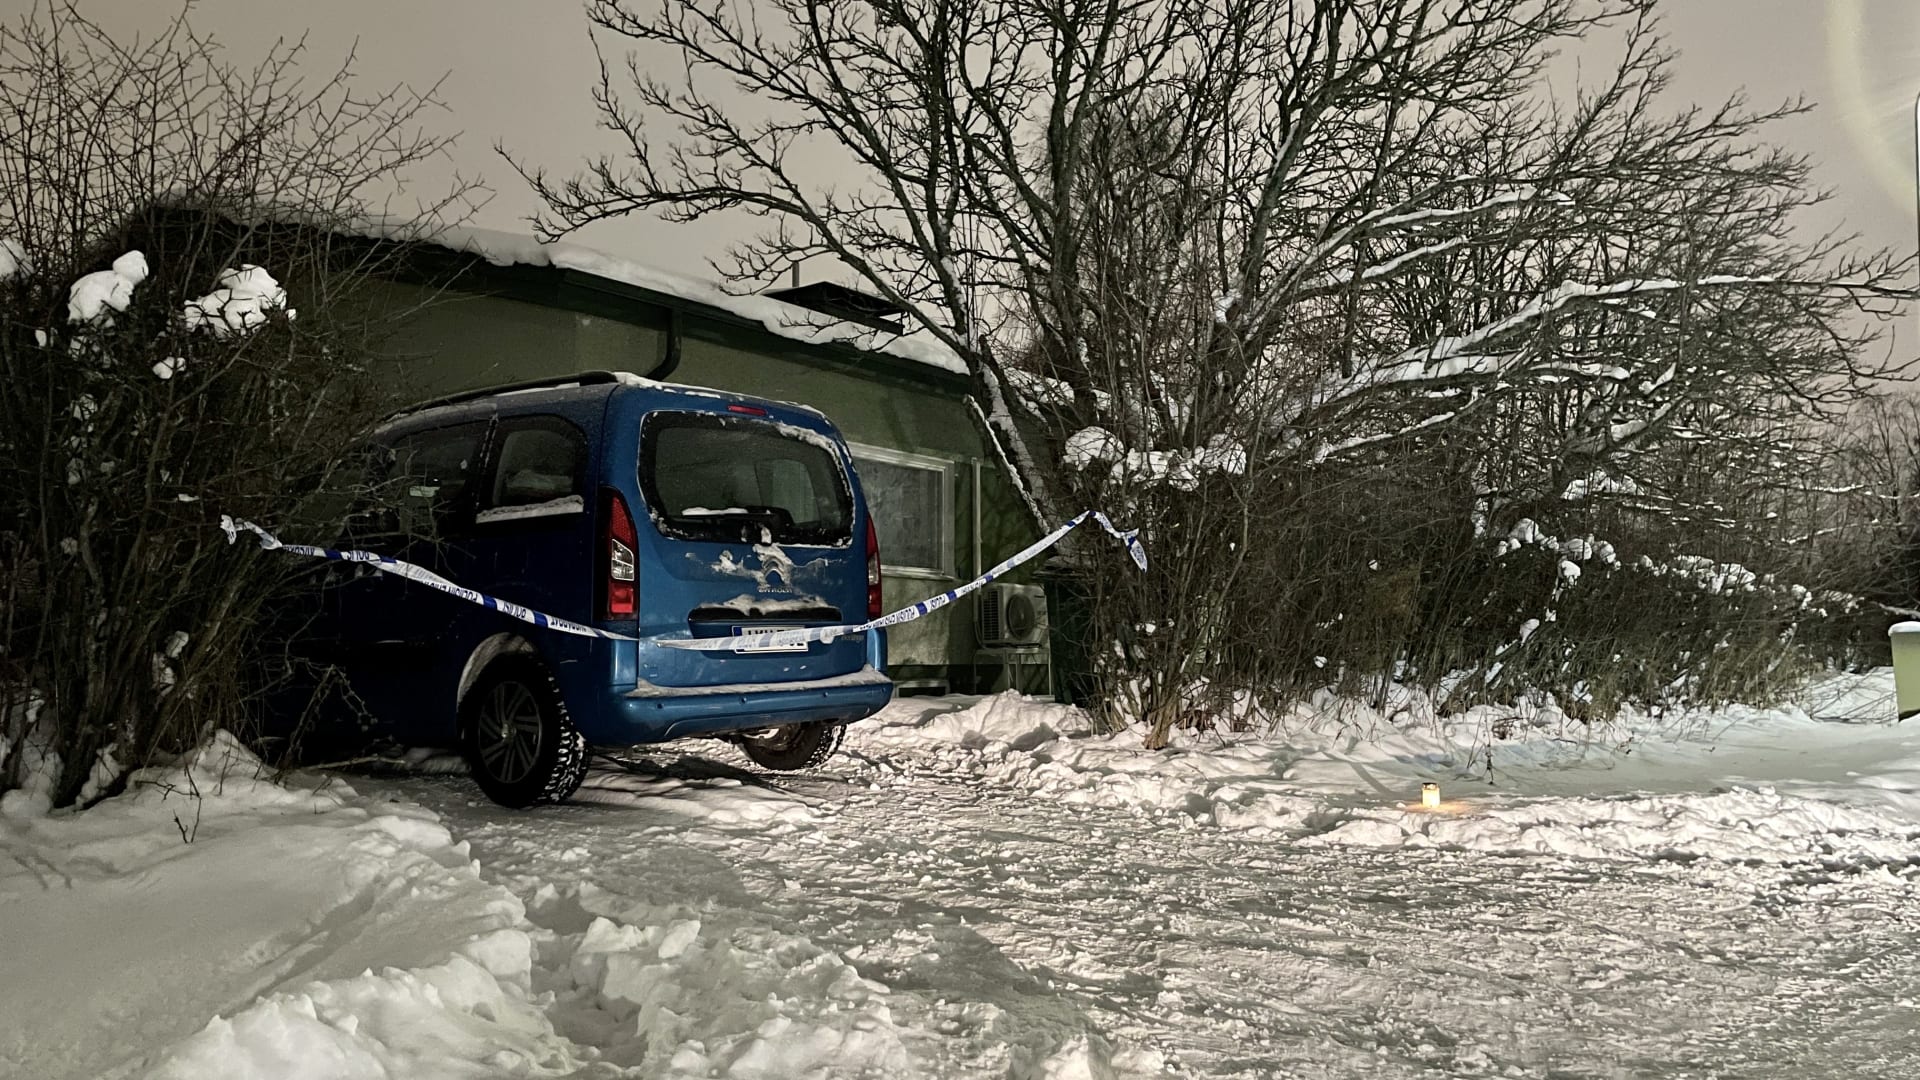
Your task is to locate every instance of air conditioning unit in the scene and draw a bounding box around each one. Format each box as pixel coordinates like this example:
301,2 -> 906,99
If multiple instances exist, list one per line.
977,583 -> 1048,649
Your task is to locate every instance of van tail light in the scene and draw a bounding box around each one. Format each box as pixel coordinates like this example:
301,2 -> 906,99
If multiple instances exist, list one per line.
603,488 -> 638,619
865,513 -> 882,620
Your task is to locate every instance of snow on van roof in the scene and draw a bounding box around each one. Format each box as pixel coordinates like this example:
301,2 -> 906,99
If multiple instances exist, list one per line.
404,224 -> 968,377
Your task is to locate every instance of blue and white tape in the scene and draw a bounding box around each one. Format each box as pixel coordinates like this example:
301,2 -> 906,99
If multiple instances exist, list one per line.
221,516 -> 631,641
222,508 -> 1145,651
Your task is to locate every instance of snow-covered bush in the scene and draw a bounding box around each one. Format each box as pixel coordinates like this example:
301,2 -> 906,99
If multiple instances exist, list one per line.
0,7 -> 477,807
1064,429 -> 1887,739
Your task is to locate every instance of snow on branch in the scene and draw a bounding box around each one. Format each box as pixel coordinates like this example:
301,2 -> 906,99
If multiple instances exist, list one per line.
1371,186 -> 1572,231
1308,235 -> 1472,291
1564,400 -> 1678,457
1284,185 -> 1573,296
1311,409 -> 1460,464
1387,276 -> 1780,375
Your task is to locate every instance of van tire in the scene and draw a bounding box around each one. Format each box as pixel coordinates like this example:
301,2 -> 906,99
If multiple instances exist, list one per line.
463,657 -> 590,808
736,721 -> 844,771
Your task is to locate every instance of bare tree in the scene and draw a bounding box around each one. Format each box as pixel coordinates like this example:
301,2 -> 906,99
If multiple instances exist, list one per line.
514,0 -> 1911,739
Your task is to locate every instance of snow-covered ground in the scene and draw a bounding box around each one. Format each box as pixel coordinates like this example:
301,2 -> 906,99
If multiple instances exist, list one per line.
5,672 -> 1920,1077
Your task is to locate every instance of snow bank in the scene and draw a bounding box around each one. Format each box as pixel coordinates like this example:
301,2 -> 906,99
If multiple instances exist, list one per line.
1306,784 -> 1920,865
860,694 -> 1334,835
850,670 -> 1920,868
906,692 -> 1065,751
0,733 -> 579,1080
144,945 -> 561,1080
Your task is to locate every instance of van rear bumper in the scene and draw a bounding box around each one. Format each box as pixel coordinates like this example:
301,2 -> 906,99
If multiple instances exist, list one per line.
583,665 -> 895,745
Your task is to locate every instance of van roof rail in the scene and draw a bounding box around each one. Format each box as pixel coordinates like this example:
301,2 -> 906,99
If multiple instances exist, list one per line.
387,370 -> 625,420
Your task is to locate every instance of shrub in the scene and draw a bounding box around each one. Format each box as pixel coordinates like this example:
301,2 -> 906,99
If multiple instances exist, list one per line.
0,6 -> 474,806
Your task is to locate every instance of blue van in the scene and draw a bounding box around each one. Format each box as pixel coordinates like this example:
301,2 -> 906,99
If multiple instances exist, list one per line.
323,371 -> 892,807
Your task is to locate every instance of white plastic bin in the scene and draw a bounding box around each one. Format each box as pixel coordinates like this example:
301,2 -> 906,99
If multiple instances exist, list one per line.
1889,622 -> 1920,720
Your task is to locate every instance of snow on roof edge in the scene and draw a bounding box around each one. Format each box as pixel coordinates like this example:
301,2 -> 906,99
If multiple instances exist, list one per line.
390,223 -> 969,377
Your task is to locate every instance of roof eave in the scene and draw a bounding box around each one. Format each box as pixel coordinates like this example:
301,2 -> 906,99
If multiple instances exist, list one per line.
554,267 -> 976,398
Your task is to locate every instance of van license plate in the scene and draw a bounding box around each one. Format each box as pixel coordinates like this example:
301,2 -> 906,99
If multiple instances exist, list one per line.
732,625 -> 807,653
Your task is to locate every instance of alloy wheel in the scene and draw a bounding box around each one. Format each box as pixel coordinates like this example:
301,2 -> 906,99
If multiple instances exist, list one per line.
477,681 -> 545,784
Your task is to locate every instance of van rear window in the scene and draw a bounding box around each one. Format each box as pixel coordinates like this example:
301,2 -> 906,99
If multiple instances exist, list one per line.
640,412 -> 853,545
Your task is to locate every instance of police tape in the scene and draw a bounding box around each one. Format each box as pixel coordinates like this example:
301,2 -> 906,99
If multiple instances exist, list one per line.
221,509 -> 1145,651
220,516 -> 632,641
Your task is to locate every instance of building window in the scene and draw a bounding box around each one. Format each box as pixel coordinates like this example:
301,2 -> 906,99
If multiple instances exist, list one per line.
850,445 -> 953,577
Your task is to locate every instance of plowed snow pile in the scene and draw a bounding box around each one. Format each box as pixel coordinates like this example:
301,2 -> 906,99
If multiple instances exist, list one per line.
0,734 -> 566,1079
854,669 -> 1920,866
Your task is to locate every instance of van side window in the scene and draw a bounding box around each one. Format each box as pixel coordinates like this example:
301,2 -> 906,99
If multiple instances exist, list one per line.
389,421 -> 489,537
481,417 -> 586,522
